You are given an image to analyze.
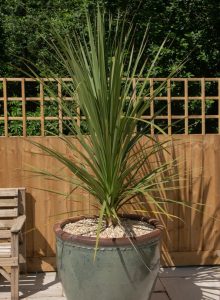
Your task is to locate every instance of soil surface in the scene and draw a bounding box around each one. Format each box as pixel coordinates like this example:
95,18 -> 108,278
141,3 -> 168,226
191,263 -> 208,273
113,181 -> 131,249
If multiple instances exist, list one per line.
63,217 -> 155,238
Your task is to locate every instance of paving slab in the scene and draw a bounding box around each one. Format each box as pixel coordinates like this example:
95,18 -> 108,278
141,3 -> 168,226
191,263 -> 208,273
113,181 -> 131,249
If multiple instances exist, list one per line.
1,268 -> 220,300
25,296 -> 66,300
161,276 -> 220,300
150,292 -> 170,300
0,273 -> 63,299
154,279 -> 165,292
159,266 -> 220,278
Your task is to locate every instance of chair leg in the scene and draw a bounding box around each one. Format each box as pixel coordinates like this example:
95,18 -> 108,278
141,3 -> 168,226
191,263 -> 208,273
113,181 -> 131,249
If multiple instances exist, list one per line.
11,266 -> 19,300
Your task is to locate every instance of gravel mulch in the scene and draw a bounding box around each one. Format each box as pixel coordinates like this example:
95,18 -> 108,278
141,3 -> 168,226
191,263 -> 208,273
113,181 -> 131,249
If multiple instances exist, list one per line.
63,217 -> 155,238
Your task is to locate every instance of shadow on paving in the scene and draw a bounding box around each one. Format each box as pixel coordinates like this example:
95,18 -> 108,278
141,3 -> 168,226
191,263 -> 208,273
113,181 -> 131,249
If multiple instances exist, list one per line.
0,272 -> 63,299
1,267 -> 220,299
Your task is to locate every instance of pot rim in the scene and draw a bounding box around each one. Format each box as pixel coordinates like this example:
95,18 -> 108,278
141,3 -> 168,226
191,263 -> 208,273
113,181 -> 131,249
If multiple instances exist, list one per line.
54,214 -> 163,247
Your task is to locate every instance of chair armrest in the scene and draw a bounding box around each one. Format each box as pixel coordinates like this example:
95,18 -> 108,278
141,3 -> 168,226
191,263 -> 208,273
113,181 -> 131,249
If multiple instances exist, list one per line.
10,215 -> 26,233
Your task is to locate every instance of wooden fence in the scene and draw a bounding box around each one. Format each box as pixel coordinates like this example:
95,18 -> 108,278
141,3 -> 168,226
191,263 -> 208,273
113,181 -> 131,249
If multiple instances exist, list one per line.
0,135 -> 220,271
0,78 -> 220,271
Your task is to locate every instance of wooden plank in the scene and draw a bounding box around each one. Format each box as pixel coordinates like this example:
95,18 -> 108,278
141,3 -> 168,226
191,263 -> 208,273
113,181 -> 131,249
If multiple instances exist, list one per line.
0,189 -> 18,197
150,78 -> 154,135
218,78 -> 220,134
0,242 -> 11,246
190,135 -> 203,252
3,78 -> 8,137
10,234 -> 19,299
132,78 -> 137,133
22,78 -> 26,137
184,79 -> 188,134
163,138 -> 179,253
7,97 -> 22,101
0,257 -> 18,267
174,137 -> 191,252
2,78 -> 23,81
0,220 -> 14,228
0,267 -> 11,282
0,253 -> 11,258
18,188 -> 26,273
0,242 -> 11,255
162,250 -> 220,266
0,77 -> 218,82
5,116 -> 23,121
25,97 -> 41,101
0,208 -> 18,217
202,135 -> 220,251
19,253 -> 26,264
213,136 -> 220,249
40,80 -> 45,136
45,137 -> 70,258
11,215 -> 26,233
167,79 -> 171,135
58,79 -> 63,135
20,144 -> 34,259
26,257 -> 57,272
201,78 -> 205,134
0,230 -> 11,238
18,188 -> 26,216
0,198 -> 18,207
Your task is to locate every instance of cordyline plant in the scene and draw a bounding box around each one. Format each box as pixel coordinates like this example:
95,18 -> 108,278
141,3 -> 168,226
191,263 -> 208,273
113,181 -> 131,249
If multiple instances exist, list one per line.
28,7 -> 181,240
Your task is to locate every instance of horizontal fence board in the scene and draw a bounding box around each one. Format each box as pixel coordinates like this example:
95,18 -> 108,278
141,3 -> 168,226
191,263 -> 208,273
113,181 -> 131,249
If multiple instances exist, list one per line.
0,220 -> 14,229
0,230 -> 11,239
162,250 -> 220,266
0,257 -> 18,266
0,189 -> 18,197
0,208 -> 18,218
0,198 -> 18,207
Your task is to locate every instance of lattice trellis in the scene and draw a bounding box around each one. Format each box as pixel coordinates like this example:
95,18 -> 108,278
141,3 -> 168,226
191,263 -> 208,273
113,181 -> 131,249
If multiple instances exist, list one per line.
0,78 -> 219,136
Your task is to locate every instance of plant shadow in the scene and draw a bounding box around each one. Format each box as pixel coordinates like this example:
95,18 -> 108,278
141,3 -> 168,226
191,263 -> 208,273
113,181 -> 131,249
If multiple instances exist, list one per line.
159,266 -> 220,300
24,192 -> 56,271
121,135 -> 220,267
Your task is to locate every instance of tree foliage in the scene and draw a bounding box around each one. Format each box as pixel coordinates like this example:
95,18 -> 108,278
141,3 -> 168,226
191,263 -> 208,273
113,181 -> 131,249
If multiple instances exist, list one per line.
0,0 -> 219,77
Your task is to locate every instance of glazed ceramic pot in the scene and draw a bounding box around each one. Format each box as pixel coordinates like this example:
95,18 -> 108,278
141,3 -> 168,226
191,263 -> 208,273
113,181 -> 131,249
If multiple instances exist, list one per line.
54,214 -> 162,300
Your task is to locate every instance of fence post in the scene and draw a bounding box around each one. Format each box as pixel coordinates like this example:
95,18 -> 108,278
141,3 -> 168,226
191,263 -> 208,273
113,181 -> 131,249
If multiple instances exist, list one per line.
3,78 -> 8,137
21,78 -> 26,137
167,79 -> 171,135
150,78 -> 154,135
201,78 -> 205,135
184,78 -> 188,135
58,79 -> 63,135
40,79 -> 45,136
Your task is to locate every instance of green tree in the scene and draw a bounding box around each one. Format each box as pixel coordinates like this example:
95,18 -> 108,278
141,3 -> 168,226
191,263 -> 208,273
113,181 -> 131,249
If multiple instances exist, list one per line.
0,0 -> 219,77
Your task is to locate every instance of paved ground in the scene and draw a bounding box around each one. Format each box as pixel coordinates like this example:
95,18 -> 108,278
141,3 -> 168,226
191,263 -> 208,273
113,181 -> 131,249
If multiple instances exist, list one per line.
0,267 -> 220,299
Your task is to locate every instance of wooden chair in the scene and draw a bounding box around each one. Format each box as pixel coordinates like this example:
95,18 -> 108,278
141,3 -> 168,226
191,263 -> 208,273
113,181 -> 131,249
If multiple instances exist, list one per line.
0,188 -> 26,300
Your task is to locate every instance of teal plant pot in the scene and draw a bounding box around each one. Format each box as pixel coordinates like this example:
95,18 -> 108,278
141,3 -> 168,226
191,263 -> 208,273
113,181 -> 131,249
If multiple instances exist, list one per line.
54,215 -> 162,300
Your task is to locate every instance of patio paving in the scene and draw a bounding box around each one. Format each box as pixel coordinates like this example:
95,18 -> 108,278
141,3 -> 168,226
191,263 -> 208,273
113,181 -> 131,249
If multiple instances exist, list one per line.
0,266 -> 220,299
